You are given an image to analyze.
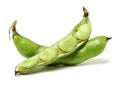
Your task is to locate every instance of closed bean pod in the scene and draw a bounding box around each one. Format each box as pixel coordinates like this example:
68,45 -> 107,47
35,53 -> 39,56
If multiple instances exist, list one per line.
9,21 -> 47,58
50,36 -> 111,65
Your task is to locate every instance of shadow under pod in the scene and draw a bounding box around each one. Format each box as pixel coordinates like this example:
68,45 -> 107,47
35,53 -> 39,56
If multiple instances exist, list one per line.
27,57 -> 110,75
80,57 -> 110,66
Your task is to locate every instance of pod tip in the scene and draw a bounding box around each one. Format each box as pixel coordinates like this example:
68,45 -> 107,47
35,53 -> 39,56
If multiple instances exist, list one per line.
9,20 -> 17,31
107,37 -> 112,41
83,7 -> 89,17
9,20 -> 18,39
15,71 -> 20,76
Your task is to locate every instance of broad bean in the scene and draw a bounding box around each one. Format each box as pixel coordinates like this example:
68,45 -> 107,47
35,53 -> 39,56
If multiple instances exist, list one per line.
9,21 -> 47,58
50,36 -> 111,65
15,7 -> 92,75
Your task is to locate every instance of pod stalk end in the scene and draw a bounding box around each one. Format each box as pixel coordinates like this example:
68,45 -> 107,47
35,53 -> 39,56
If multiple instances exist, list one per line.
9,20 -> 18,39
15,71 -> 20,76
83,7 -> 89,17
107,37 -> 112,41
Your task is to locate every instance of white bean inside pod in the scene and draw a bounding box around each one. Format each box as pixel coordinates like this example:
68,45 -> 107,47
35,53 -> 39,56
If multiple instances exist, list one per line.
39,47 -> 58,62
58,34 -> 77,52
72,18 -> 92,40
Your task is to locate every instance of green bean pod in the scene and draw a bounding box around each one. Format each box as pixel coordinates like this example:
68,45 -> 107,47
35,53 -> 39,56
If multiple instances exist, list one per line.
15,7 -> 92,75
9,21 -> 47,58
50,36 -> 111,65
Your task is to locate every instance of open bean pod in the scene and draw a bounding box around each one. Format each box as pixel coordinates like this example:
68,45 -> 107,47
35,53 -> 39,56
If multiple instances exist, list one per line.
15,7 -> 92,75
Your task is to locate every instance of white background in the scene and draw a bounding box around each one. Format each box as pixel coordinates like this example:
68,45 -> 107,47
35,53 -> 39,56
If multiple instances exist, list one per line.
0,0 -> 119,87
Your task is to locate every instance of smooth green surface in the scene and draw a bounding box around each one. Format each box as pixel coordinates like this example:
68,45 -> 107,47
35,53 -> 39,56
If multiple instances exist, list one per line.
13,35 -> 47,58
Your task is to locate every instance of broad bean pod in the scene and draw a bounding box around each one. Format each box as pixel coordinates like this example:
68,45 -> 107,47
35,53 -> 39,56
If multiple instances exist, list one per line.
15,7 -> 92,75
50,36 -> 111,65
9,21 -> 47,58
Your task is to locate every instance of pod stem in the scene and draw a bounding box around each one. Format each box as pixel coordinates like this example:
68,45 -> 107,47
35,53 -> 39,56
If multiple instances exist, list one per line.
83,7 -> 89,17
9,20 -> 19,39
15,71 -> 20,76
107,37 -> 112,41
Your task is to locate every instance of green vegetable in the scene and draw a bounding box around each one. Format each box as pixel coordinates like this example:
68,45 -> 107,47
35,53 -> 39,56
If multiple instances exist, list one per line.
50,36 -> 111,65
15,7 -> 92,75
9,21 -> 47,58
